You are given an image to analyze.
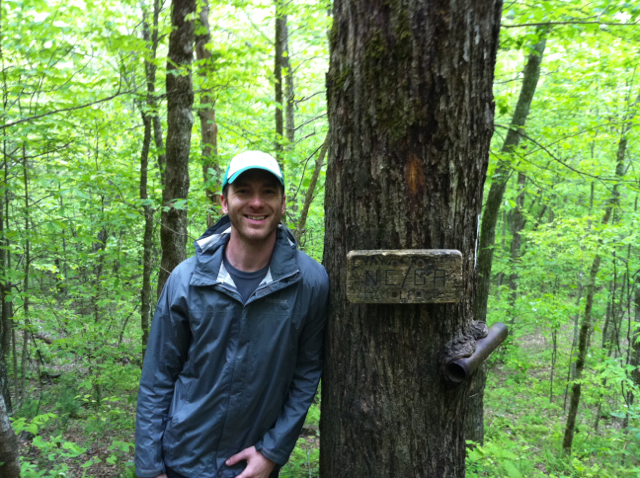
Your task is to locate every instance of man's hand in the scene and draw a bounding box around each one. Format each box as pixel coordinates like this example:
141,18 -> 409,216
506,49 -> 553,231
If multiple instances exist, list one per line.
226,446 -> 276,478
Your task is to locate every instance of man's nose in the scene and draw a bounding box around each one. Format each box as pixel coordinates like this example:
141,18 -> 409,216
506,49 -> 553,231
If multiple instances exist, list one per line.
248,193 -> 265,208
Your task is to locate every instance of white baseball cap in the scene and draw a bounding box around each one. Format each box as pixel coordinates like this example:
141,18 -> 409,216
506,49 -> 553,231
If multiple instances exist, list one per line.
222,151 -> 284,190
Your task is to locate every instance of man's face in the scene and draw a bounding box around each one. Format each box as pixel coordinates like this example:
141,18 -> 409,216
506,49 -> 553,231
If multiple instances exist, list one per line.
221,169 -> 286,246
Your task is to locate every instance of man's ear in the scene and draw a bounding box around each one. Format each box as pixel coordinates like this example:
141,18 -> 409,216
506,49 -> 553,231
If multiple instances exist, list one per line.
281,195 -> 286,214
221,194 -> 228,214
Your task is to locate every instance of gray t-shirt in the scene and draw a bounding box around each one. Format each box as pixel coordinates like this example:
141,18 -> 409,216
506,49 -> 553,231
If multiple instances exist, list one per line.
222,248 -> 269,303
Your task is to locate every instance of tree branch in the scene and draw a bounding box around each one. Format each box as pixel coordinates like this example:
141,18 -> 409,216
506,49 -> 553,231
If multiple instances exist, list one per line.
1,89 -> 133,130
503,20 -> 639,28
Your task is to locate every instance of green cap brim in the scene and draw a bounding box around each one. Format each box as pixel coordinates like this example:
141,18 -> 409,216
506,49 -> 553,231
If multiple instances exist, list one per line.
223,166 -> 285,189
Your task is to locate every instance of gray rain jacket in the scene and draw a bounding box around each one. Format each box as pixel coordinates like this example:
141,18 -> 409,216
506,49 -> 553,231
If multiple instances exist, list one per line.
135,216 -> 329,478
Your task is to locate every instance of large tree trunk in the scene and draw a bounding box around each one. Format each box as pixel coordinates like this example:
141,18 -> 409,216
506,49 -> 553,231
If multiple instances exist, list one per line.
195,0 -> 220,226
320,1 -> 502,476
157,0 -> 195,297
467,30 -> 547,444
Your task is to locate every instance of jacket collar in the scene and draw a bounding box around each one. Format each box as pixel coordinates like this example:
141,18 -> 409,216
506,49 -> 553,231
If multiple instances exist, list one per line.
190,215 -> 299,287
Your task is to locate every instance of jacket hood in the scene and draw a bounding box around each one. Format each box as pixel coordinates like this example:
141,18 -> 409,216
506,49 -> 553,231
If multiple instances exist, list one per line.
191,215 -> 299,287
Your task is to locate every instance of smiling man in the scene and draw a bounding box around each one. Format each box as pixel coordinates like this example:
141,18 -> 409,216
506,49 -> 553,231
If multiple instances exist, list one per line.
135,151 -> 329,478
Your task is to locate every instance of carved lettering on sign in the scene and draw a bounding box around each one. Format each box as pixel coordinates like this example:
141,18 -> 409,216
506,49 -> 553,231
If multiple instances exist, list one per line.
347,250 -> 463,304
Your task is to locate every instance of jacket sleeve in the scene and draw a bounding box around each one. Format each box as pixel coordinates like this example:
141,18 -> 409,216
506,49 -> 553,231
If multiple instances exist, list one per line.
135,270 -> 191,478
255,268 -> 329,465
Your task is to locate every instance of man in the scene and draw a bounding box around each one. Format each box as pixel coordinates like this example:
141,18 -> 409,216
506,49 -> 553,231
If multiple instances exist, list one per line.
135,151 -> 329,478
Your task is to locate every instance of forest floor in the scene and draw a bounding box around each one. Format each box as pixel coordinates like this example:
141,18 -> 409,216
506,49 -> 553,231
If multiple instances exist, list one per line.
11,322 -> 638,478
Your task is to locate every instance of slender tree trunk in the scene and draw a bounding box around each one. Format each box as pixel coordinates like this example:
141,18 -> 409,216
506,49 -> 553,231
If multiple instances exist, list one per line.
629,268 -> 640,417
20,145 -> 30,405
0,178 -> 9,412
562,121 -> 630,454
6,156 -> 15,404
624,194 -> 639,430
0,140 -> 11,413
139,0 -> 163,360
195,0 -> 220,226
468,30 -> 547,444
157,0 -> 195,297
274,1 -> 288,164
507,171 -> 526,310
0,45 -> 12,412
475,29 -> 547,323
0,145 -> 8,363
320,1 -> 502,476
294,135 -> 328,244
285,37 -> 295,151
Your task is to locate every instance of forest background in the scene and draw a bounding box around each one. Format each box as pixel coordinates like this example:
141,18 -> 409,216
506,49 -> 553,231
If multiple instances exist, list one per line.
0,0 -> 639,477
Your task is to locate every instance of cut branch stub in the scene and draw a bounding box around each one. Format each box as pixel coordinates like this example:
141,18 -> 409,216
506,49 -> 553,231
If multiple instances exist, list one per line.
346,250 -> 463,304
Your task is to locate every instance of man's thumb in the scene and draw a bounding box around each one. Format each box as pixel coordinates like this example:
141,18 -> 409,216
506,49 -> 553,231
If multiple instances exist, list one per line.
226,447 -> 251,466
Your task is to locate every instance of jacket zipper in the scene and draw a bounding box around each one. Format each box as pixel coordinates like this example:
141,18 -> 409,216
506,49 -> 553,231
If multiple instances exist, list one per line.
213,268 -> 300,473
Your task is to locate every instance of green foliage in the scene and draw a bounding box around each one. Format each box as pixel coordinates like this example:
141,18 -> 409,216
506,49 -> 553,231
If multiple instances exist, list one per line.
1,0 -> 640,476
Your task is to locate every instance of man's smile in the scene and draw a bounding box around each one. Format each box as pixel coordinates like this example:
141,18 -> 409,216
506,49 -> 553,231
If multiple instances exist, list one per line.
246,215 -> 268,222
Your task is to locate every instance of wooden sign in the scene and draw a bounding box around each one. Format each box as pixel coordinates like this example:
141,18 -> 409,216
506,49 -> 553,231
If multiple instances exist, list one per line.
347,250 -> 463,304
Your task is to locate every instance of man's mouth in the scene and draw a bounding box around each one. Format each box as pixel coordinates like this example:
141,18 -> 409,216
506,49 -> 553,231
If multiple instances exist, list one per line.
246,215 -> 267,221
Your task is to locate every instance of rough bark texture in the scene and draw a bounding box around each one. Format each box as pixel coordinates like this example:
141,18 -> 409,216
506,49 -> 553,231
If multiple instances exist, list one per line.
294,134 -> 328,244
195,0 -> 220,226
140,116 -> 153,359
157,0 -> 195,297
562,131 -> 628,455
320,1 -> 502,476
0,392 -> 20,478
467,31 -> 547,444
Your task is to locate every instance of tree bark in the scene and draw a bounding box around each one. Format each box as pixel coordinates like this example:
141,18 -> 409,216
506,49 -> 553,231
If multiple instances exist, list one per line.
562,122 -> 630,455
467,29 -> 547,444
0,142 -> 11,413
507,171 -> 526,309
0,392 -> 20,478
139,0 -> 163,359
320,1 -> 502,476
285,38 -> 295,150
157,0 -> 195,297
630,268 -> 640,408
195,0 -> 220,226
20,145 -> 30,405
294,134 -> 328,244
274,1 -> 288,164
140,110 -> 153,360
